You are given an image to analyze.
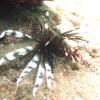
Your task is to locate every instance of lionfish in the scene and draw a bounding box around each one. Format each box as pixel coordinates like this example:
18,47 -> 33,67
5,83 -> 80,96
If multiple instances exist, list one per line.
0,1 -> 87,96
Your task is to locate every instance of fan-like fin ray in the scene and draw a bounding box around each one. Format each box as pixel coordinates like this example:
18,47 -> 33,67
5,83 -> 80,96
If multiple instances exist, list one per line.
64,42 -> 79,62
17,54 -> 39,85
32,62 -> 45,96
45,62 -> 54,89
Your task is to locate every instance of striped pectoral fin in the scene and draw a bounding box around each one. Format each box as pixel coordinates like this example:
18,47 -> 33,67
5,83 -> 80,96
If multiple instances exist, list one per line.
45,62 -> 54,89
0,58 -> 6,66
17,54 -> 39,85
0,30 -> 32,39
0,46 -> 33,66
32,63 -> 45,96
0,30 -> 13,38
